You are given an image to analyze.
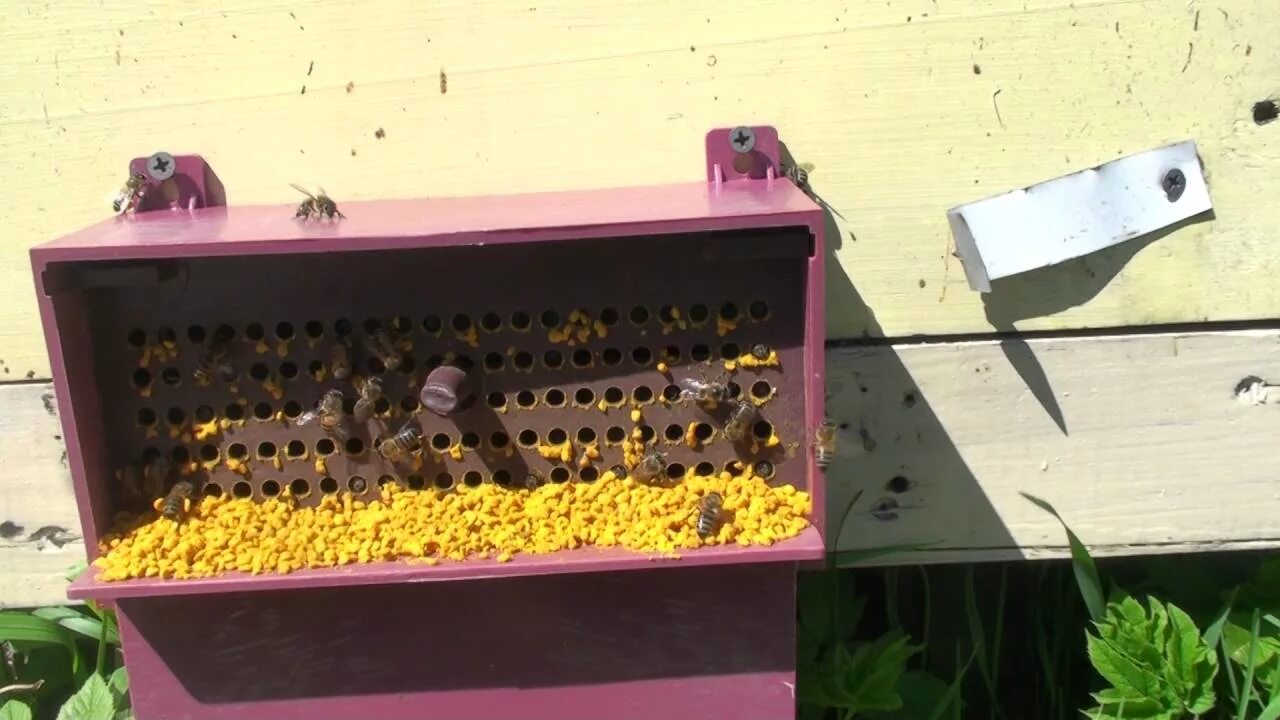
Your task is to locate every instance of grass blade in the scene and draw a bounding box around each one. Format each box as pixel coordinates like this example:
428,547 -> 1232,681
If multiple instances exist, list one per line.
1020,493 -> 1104,622
1203,588 -> 1237,647
1221,630 -> 1241,709
933,641 -> 979,720
0,613 -> 71,647
989,564 -> 1007,720
1237,609 -> 1262,720
918,566 -> 932,669
963,567 -> 1005,720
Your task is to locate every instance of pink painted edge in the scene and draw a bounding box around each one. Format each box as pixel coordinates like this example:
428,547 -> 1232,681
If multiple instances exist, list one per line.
70,527 -> 822,601
30,259 -> 106,551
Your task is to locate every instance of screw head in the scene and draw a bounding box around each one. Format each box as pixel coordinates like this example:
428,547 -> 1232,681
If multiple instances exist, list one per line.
146,152 -> 176,181
729,126 -> 756,154
1161,168 -> 1186,202
753,460 -> 774,479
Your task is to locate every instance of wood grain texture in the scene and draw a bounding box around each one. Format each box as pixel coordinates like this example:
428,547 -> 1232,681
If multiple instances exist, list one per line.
1,0 -> 1278,376
4,329 -> 1279,606
827,329 -> 1280,565
0,383 -> 84,608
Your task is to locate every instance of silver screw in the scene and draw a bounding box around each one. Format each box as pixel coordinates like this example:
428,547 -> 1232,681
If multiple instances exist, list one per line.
729,126 -> 756,154
146,152 -> 176,181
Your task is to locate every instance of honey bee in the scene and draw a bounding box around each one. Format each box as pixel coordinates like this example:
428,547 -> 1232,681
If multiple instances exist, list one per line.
159,479 -> 195,520
631,449 -> 666,485
781,162 -> 814,194
377,421 -> 423,463
112,172 -> 149,214
352,375 -> 383,423
695,491 -> 724,539
523,470 -> 546,491
364,329 -> 402,371
721,400 -> 758,443
291,184 -> 346,220
329,341 -> 353,380
192,338 -> 237,385
814,419 -> 837,470
679,374 -> 730,408
297,389 -> 349,440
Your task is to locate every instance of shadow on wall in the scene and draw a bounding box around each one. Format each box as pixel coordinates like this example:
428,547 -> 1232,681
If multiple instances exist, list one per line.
980,211 -> 1214,437
806,136 -> 1216,563
805,174 -> 1019,562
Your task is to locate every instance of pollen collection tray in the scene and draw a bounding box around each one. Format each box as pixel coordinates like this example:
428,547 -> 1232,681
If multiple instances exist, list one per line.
31,127 -> 827,720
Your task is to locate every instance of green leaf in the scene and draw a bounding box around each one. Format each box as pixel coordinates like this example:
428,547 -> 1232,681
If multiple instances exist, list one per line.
1020,493 -> 1104,622
57,674 -> 115,720
836,631 -> 922,713
1084,596 -> 1217,719
0,701 -> 33,720
0,612 -> 73,647
1203,589 -> 1238,647
31,608 -> 120,647
108,666 -> 129,707
64,561 -> 88,583
864,671 -> 953,719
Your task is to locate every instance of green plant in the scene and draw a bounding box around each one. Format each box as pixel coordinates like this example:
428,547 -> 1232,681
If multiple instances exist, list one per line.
0,564 -> 131,720
1084,595 -> 1218,718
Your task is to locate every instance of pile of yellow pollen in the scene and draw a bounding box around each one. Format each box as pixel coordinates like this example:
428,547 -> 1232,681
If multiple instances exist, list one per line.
94,469 -> 811,581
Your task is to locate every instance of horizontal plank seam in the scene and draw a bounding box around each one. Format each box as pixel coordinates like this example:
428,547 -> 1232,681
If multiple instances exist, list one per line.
828,317 -> 1280,348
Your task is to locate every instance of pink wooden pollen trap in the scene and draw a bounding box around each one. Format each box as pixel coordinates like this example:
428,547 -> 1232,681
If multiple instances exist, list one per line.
30,126 -> 828,720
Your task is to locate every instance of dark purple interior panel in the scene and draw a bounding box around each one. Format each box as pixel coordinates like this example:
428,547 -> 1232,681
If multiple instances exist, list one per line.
120,563 -> 795,717
81,228 -> 810,516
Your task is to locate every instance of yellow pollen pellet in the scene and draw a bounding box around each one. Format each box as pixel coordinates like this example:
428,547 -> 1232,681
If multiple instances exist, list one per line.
630,409 -> 642,423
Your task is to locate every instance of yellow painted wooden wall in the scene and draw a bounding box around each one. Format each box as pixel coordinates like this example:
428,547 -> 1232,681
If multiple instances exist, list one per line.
1,0 -> 1278,605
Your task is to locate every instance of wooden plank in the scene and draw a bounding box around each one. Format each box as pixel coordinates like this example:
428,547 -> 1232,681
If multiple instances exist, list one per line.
1,0 -> 1278,376
0,383 -> 83,608
828,329 -> 1280,565
4,328 -> 1279,604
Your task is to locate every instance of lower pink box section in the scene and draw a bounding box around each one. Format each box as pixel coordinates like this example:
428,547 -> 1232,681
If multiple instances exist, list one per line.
119,562 -> 800,720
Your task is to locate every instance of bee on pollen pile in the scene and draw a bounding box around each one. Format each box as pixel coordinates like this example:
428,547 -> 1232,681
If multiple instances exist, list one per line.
695,492 -> 724,539
156,479 -> 195,521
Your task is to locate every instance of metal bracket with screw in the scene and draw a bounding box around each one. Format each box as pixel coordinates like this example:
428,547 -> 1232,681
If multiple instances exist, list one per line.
704,125 -> 782,187
124,153 -> 226,213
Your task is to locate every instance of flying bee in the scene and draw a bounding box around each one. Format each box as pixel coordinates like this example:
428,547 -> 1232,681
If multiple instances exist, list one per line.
329,341 -> 352,380
721,400 -> 758,443
364,329 -> 402,371
679,374 -> 730,408
112,172 -> 149,214
159,479 -> 195,521
631,449 -> 667,485
192,338 -> 237,385
377,421 -> 423,463
781,161 -> 814,194
297,389 -> 349,440
813,419 -> 837,471
290,184 -> 346,220
695,491 -> 724,539
352,375 -> 383,423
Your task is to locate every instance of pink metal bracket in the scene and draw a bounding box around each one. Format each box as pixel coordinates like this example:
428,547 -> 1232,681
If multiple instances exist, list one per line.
705,125 -> 781,188
126,153 -> 226,213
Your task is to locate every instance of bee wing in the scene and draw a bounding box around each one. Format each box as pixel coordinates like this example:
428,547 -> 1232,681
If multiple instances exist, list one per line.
798,162 -> 816,172
295,410 -> 317,427
289,183 -> 317,199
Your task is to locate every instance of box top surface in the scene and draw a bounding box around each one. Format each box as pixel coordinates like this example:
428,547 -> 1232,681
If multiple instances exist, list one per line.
32,179 -> 822,263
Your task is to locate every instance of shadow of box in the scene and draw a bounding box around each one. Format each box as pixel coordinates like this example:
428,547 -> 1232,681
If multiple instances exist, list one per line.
32,133 -> 828,719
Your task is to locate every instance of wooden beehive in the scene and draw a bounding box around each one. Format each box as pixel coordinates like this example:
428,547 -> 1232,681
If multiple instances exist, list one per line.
31,128 -> 827,719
